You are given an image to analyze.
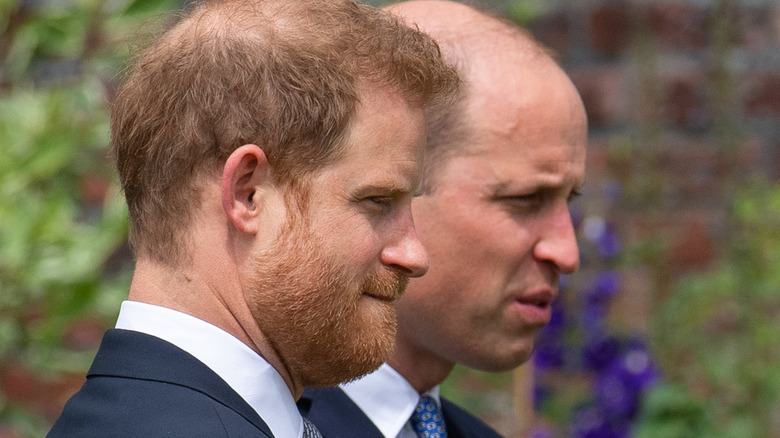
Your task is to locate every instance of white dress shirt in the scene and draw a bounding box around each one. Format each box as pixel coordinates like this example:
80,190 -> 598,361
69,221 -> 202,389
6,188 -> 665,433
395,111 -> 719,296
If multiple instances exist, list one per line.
341,363 -> 442,438
115,300 -> 304,438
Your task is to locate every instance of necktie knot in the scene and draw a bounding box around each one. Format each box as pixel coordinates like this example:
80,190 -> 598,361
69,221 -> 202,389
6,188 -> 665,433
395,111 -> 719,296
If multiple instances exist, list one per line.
410,395 -> 447,438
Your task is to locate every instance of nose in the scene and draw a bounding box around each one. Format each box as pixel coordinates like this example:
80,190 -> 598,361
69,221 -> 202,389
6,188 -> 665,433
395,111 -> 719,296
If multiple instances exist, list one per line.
380,212 -> 430,278
533,202 -> 580,274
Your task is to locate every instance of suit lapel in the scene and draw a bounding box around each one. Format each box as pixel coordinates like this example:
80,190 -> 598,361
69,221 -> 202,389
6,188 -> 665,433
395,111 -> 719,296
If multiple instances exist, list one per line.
89,329 -> 274,436
298,387 -> 384,438
441,397 -> 503,438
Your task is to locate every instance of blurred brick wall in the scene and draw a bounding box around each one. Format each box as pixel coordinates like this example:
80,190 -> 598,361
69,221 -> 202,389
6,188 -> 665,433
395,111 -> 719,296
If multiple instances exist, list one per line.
516,1 -> 779,435
526,0 -> 780,305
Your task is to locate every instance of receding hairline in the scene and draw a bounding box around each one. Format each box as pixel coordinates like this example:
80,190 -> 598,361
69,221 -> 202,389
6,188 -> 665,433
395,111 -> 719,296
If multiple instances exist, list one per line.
386,0 -> 554,72
384,0 -> 562,193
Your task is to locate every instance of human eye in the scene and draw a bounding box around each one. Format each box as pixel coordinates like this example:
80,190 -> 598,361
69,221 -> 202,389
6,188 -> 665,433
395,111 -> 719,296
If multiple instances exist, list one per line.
500,192 -> 544,212
360,194 -> 398,215
353,184 -> 412,216
365,196 -> 393,206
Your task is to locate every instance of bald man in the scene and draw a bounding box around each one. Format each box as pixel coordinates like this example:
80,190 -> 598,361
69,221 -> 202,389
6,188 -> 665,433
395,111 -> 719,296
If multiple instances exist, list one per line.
298,1 -> 587,437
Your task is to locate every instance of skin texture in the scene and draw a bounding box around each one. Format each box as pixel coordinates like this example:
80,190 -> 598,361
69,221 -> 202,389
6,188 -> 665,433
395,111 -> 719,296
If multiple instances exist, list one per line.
386,0 -> 588,393
246,87 -> 430,388
128,86 -> 429,398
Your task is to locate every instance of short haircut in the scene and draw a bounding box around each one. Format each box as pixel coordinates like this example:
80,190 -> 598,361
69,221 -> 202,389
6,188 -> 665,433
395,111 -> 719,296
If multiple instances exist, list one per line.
111,0 -> 460,265
400,3 -> 553,193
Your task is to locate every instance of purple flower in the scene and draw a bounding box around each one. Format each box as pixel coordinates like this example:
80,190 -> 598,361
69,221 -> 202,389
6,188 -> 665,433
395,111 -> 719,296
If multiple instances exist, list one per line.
594,343 -> 659,421
583,335 -> 620,372
597,223 -> 621,259
570,406 -> 628,438
546,299 -> 567,333
621,340 -> 660,391
595,365 -> 640,419
582,304 -> 608,331
585,271 -> 621,306
533,341 -> 565,370
581,272 -> 620,331
534,297 -> 567,370
529,425 -> 555,438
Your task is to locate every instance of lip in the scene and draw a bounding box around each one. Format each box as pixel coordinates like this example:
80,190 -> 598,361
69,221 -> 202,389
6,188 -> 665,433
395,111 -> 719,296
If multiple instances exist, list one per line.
362,292 -> 396,303
511,289 -> 556,326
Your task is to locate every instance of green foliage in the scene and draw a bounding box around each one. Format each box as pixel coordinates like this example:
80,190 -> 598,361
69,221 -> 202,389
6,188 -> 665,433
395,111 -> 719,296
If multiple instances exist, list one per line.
636,181 -> 780,437
505,0 -> 544,26
441,364 -> 514,417
0,81 -> 128,356
0,0 -> 177,435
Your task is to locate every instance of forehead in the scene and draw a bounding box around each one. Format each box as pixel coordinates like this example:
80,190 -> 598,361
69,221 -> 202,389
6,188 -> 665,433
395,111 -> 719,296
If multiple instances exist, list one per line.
448,58 -> 587,188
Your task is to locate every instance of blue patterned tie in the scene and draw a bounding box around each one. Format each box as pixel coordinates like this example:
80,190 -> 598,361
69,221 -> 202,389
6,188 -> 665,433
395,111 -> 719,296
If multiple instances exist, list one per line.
410,395 -> 448,438
302,417 -> 322,438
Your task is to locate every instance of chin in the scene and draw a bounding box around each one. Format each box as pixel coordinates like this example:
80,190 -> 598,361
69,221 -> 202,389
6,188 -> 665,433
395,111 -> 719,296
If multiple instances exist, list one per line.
301,332 -> 394,386
299,306 -> 397,387
461,347 -> 535,373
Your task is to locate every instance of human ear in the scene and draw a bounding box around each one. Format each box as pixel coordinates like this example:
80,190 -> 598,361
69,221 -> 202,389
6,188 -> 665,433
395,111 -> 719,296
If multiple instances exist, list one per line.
221,144 -> 270,235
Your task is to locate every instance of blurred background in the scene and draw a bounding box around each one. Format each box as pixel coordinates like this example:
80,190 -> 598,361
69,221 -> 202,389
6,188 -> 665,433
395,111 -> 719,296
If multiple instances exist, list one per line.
1,0 -> 779,437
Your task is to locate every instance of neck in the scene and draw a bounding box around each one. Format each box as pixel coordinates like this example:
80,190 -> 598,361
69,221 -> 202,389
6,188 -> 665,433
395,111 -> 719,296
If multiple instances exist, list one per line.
386,337 -> 455,394
127,256 -> 304,399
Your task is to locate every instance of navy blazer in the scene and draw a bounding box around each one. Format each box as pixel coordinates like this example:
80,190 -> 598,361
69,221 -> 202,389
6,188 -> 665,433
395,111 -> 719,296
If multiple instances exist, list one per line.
48,329 -> 274,437
298,386 -> 503,438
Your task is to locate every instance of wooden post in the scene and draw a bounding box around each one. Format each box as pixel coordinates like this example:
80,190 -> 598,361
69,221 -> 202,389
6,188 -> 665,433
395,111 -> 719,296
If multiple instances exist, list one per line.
512,363 -> 535,438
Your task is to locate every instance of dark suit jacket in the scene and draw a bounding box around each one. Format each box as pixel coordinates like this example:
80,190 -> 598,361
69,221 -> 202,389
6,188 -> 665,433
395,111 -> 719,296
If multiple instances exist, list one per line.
298,386 -> 503,438
48,329 -> 274,437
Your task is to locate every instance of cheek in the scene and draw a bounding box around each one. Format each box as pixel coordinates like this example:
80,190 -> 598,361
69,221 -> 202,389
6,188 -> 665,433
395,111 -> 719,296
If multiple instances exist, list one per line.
325,226 -> 381,270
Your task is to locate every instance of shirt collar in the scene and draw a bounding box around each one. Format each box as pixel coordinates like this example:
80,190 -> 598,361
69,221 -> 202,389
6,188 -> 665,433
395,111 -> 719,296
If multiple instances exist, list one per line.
115,300 -> 304,438
340,363 -> 441,438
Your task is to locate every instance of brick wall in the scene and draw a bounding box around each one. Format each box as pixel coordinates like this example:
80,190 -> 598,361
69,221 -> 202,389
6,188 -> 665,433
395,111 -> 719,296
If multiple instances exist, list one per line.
528,0 -> 780,290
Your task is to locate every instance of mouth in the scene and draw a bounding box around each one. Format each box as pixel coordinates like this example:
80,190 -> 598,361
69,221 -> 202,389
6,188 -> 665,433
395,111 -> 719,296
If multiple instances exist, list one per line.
516,296 -> 552,308
512,290 -> 555,325
362,292 -> 396,303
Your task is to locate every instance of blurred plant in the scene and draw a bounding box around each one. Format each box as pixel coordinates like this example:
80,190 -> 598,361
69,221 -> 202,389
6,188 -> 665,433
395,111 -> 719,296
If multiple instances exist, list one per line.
635,180 -> 780,438
532,206 -> 660,438
0,0 -> 177,435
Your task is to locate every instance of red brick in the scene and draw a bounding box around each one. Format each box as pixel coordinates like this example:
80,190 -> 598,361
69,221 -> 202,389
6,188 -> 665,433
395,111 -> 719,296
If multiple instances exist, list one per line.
775,141 -> 780,182
569,66 -> 628,128
663,76 -> 708,130
669,215 -> 717,269
79,174 -> 110,206
743,72 -> 780,117
62,317 -> 107,351
582,138 -> 612,175
590,3 -> 633,56
735,5 -> 777,51
0,363 -> 85,422
656,138 -> 722,204
646,3 -> 709,49
0,427 -> 23,438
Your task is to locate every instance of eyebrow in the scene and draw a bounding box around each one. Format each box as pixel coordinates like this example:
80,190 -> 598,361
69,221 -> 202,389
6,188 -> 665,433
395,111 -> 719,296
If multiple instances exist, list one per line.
490,178 -> 584,196
352,183 -> 413,198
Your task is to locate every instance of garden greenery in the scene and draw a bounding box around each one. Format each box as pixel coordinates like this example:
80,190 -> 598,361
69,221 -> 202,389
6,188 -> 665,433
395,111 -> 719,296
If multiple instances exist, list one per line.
0,0 -> 175,434
637,180 -> 780,438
